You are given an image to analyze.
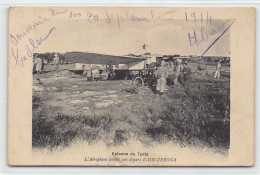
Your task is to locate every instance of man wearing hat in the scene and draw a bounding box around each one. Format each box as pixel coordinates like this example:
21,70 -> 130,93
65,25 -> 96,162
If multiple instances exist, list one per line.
174,59 -> 183,85
154,60 -> 168,96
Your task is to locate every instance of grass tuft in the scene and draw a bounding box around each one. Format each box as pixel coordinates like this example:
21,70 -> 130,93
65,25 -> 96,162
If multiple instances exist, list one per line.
32,76 -> 230,152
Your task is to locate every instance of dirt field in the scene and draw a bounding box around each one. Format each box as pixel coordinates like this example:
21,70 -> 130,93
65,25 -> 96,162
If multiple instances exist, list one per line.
33,63 -> 230,154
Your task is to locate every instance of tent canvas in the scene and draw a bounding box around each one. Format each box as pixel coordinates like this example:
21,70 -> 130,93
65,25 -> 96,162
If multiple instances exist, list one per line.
64,52 -> 145,65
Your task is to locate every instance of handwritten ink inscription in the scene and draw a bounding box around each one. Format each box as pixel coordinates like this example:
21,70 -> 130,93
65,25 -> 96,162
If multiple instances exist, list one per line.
186,11 -> 235,56
49,8 -> 68,16
68,9 -> 173,29
185,11 -> 212,24
11,27 -> 56,68
9,8 -> 236,68
9,9 -> 68,68
9,16 -> 49,46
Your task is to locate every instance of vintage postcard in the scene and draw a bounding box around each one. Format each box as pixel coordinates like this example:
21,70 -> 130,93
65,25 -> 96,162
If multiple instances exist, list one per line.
8,6 -> 255,166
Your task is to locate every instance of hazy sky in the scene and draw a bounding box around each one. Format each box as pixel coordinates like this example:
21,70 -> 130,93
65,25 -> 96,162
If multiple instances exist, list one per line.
35,10 -> 230,57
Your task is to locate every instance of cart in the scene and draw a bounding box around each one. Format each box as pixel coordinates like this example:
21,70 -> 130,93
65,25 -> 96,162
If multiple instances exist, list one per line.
133,62 -> 160,89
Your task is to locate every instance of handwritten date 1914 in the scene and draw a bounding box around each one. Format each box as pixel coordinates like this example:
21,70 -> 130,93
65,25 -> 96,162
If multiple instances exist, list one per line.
185,11 -> 212,24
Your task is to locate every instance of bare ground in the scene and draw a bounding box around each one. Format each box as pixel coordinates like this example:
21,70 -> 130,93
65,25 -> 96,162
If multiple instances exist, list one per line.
32,64 -> 230,155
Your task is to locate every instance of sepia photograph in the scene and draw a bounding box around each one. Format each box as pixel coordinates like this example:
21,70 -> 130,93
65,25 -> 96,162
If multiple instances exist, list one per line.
8,7 -> 254,166
32,11 -> 230,153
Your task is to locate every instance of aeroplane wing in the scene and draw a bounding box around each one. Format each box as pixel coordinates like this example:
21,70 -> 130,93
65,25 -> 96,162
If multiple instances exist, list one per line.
64,52 -> 145,65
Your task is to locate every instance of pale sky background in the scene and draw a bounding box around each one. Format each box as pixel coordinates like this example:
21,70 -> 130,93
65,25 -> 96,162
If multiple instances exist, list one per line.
33,9 -> 230,57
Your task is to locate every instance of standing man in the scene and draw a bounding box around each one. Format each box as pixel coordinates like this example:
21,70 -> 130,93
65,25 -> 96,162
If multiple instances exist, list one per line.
53,53 -> 60,72
214,60 -> 221,79
179,61 -> 192,88
92,67 -> 100,81
86,64 -> 92,81
155,60 -> 168,96
174,59 -> 183,85
101,68 -> 109,80
108,64 -> 115,80
82,65 -> 87,76
34,54 -> 43,74
166,61 -> 174,75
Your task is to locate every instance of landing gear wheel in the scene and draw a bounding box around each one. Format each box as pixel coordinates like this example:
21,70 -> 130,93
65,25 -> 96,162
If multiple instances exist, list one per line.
133,77 -> 144,89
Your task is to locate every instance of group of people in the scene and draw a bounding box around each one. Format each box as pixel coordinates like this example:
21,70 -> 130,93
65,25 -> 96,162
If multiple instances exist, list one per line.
82,65 -> 115,81
33,53 -> 60,74
154,59 -> 222,96
82,66 -> 101,81
154,59 -> 192,96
